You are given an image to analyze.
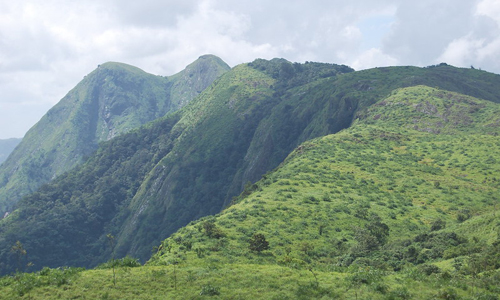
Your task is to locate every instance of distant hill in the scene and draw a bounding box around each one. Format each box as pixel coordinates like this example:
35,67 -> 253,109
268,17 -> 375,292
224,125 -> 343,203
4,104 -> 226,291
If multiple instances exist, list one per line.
1,58 -> 500,278
0,55 -> 230,214
0,139 -> 21,165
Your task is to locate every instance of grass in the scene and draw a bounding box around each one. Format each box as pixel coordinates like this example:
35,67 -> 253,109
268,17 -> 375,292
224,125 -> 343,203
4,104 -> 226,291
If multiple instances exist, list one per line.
2,263 -> 499,299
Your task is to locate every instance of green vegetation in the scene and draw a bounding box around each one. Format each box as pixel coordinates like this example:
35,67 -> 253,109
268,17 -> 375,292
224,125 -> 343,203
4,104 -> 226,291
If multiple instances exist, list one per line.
2,59 -> 500,275
0,55 -> 229,215
1,85 -> 499,298
1,55 -> 500,298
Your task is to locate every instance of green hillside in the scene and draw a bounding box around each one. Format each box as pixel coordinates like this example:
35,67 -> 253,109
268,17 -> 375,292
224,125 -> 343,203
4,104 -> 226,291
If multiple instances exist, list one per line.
0,138 -> 21,165
0,59 -> 500,279
0,55 -> 230,215
1,86 -> 499,299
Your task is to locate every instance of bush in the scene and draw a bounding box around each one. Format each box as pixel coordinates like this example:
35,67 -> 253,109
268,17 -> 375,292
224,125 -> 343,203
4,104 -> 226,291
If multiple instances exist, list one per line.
202,221 -> 226,239
387,287 -> 411,300
249,233 -> 270,253
97,256 -> 141,269
418,264 -> 441,275
295,282 -> 332,299
435,287 -> 460,300
431,218 -> 446,231
40,267 -> 84,286
200,284 -> 220,296
12,272 -> 39,297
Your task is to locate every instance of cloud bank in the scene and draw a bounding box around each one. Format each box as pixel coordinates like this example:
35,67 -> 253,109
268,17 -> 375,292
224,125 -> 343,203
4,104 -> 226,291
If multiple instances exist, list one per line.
0,0 -> 499,138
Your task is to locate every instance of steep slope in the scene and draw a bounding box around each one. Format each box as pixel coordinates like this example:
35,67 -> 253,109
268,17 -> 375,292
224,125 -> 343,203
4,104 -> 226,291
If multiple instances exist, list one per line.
0,139 -> 21,165
0,55 -> 230,214
1,86 -> 499,299
1,60 -> 500,276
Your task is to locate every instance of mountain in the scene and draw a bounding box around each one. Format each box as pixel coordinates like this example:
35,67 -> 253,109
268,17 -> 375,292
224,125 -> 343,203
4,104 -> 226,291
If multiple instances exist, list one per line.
0,55 -> 230,214
1,85 -> 499,299
0,59 -> 500,278
0,139 -> 21,165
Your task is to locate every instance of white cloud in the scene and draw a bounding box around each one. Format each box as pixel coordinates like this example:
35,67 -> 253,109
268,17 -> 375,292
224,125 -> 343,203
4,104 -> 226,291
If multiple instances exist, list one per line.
350,48 -> 399,70
476,0 -> 500,23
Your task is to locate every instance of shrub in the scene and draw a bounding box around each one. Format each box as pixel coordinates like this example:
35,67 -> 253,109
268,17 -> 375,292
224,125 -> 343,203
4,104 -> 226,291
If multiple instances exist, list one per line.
249,233 -> 270,253
200,284 -> 221,296
295,282 -> 332,299
431,218 -> 446,231
417,264 -> 441,275
435,287 -> 460,300
387,287 -> 411,300
97,256 -> 141,269
202,221 -> 226,239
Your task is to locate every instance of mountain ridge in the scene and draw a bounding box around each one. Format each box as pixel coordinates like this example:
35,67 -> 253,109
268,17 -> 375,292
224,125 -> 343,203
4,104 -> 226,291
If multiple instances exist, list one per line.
0,58 -> 500,277
0,55 -> 230,214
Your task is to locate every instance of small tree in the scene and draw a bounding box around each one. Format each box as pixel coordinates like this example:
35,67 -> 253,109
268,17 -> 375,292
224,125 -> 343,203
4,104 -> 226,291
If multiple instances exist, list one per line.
248,233 -> 270,253
202,221 -> 225,239
106,234 -> 116,287
11,241 -> 27,273
431,218 -> 446,231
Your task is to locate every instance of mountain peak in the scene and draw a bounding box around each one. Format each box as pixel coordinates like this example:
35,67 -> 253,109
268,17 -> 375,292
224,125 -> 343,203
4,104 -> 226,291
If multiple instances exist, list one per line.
197,54 -> 229,65
95,61 -> 148,75
183,54 -> 231,76
168,55 -> 231,106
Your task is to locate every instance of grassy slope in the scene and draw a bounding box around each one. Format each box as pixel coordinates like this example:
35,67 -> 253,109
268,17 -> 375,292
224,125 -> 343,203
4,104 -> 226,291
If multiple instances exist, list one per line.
2,86 -> 499,299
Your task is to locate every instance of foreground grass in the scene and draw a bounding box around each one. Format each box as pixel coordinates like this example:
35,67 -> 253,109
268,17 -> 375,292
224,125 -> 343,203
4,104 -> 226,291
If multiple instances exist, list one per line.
1,263 -> 499,299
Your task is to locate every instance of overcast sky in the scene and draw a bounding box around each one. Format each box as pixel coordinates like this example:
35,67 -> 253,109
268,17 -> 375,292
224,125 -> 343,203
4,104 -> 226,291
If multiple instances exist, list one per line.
1,0 -> 499,139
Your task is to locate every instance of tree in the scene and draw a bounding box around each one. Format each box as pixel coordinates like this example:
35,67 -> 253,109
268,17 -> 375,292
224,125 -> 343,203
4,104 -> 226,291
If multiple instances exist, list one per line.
431,218 -> 446,231
202,221 -> 225,239
11,241 -> 27,272
248,233 -> 270,253
365,217 -> 390,245
106,234 -> 116,286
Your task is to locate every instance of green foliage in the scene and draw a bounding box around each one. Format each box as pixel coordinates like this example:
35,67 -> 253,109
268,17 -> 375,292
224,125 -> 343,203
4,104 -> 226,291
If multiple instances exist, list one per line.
0,267 -> 83,299
96,256 -> 141,269
201,221 -> 226,239
431,218 -> 446,231
0,56 -> 229,215
199,284 -> 221,296
11,241 -> 27,272
248,233 -> 270,253
1,58 -> 500,300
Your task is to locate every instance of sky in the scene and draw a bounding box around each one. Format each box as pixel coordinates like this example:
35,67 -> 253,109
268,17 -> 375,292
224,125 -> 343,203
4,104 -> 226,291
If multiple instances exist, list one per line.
1,0 -> 500,139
